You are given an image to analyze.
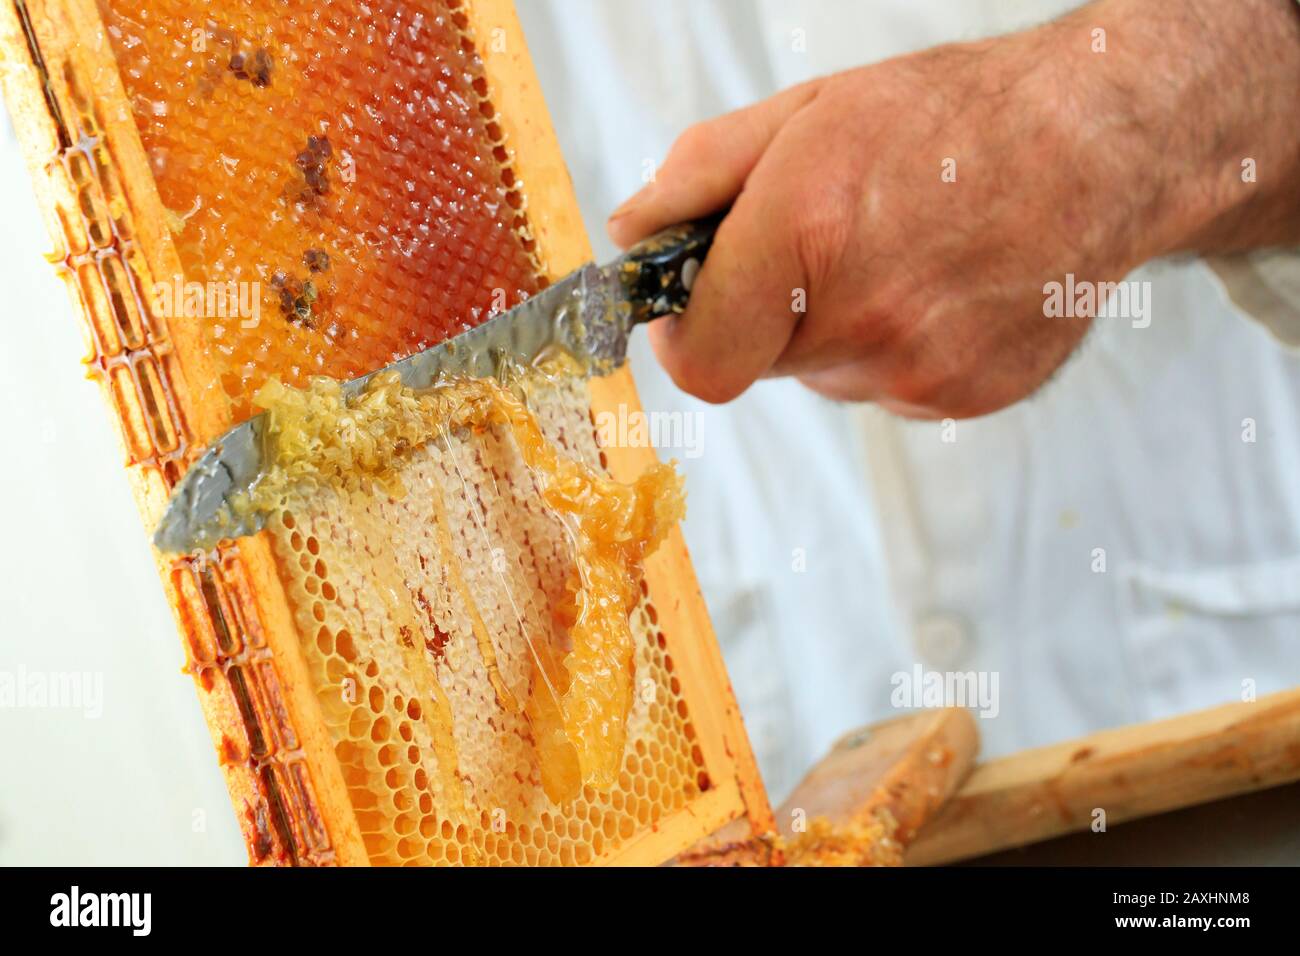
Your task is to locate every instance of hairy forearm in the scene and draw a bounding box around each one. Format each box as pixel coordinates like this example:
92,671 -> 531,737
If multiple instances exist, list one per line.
1057,0 -> 1300,258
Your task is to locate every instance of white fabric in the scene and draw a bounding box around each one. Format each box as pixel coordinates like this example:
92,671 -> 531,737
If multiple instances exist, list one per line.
0,120 -> 243,863
1208,251 -> 1300,347
517,0 -> 1300,801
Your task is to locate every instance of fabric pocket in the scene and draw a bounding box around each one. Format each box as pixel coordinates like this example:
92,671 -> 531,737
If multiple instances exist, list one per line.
1118,555 -> 1300,721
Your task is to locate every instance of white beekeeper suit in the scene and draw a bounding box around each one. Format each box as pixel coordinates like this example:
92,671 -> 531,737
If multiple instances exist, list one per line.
518,0 -> 1300,800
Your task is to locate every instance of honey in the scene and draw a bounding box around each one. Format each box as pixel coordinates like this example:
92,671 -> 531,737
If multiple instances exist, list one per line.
781,813 -> 903,867
98,0 -> 543,425
246,369 -> 684,803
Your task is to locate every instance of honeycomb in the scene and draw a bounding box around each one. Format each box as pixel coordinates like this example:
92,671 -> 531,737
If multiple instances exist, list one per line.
781,813 -> 902,867
70,0 -> 719,864
98,0 -> 544,426
260,372 -> 706,865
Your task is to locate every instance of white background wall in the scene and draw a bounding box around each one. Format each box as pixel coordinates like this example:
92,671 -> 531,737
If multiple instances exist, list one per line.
0,114 -> 243,865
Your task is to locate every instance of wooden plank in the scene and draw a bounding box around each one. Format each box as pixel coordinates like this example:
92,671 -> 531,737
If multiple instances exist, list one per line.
969,782 -> 1300,865
674,708 -> 978,866
778,708 -> 979,845
907,688 -> 1300,866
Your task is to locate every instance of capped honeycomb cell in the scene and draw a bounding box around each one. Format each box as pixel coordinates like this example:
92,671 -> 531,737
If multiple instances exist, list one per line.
0,0 -> 773,866
97,0 -> 544,424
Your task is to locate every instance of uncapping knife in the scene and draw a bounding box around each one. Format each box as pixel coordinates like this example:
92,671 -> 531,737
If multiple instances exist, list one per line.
153,216 -> 719,554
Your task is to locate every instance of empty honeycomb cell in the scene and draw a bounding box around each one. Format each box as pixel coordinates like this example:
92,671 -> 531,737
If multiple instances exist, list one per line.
262,376 -> 710,866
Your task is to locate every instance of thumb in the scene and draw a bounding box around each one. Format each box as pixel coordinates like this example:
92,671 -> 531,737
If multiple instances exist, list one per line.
645,155 -> 811,404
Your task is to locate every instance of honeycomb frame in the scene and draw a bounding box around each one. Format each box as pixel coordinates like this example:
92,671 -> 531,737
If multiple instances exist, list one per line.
0,0 -> 773,865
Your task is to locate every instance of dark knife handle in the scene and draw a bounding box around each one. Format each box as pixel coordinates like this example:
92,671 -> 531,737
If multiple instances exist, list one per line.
619,214 -> 722,325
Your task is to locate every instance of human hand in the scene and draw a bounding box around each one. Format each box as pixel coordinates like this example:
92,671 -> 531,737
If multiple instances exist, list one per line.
607,0 -> 1300,416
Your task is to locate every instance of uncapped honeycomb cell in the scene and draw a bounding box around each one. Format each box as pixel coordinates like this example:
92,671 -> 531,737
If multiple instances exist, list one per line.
85,0 -> 713,864
266,375 -> 707,866
99,0 -> 543,425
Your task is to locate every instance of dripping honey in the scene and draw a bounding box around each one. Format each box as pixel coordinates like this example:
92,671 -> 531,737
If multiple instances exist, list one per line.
247,370 -> 685,802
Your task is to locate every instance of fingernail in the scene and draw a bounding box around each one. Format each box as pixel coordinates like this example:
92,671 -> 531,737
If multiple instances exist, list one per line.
608,187 -> 650,223
606,210 -> 639,247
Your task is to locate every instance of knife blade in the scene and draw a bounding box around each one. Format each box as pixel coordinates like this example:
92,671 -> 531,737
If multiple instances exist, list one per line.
153,216 -> 719,554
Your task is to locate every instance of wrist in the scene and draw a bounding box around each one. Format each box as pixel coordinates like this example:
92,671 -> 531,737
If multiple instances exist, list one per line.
1126,0 -> 1300,257
1021,0 -> 1300,265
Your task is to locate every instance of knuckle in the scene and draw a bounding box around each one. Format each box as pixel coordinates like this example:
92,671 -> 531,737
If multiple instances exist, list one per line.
666,122 -> 717,169
787,183 -> 854,288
